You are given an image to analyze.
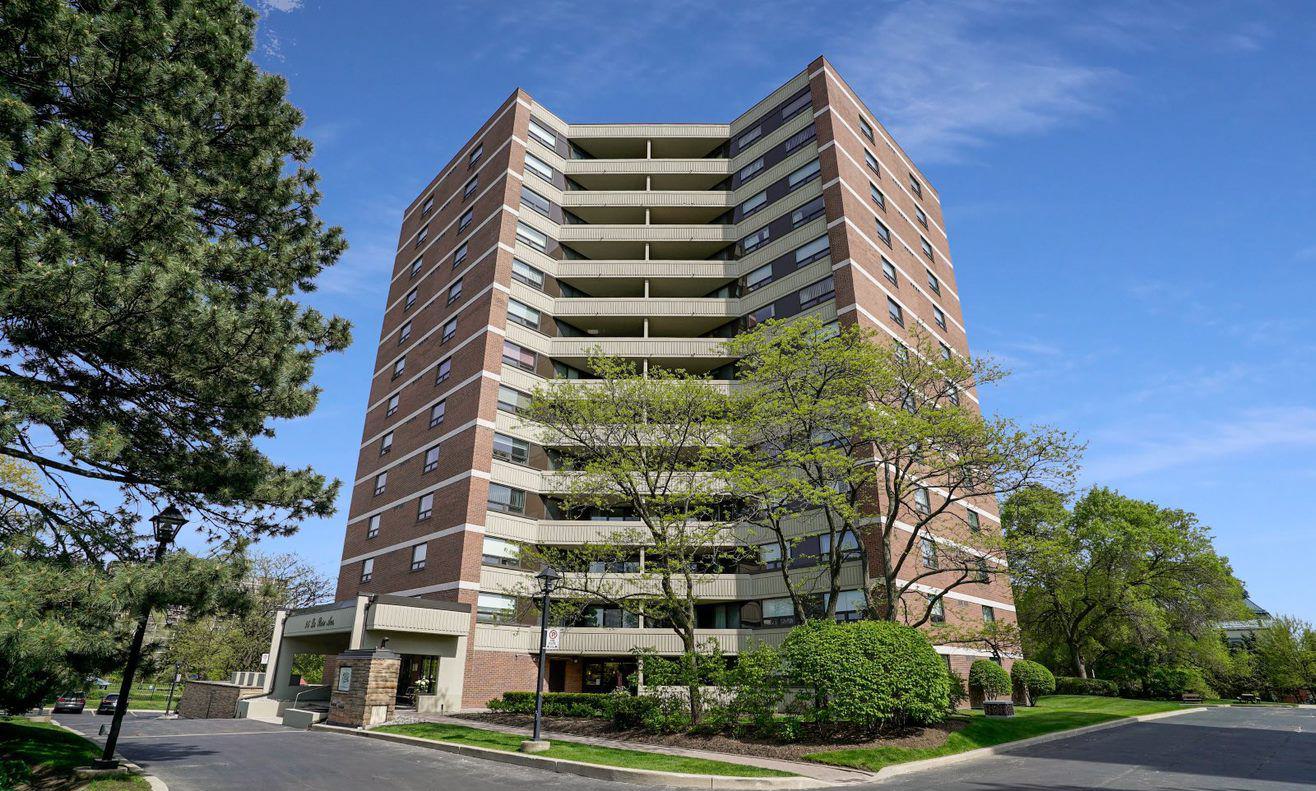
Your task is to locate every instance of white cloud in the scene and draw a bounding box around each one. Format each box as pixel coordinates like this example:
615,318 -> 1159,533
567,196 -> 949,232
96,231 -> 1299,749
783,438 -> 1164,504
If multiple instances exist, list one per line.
257,0 -> 303,12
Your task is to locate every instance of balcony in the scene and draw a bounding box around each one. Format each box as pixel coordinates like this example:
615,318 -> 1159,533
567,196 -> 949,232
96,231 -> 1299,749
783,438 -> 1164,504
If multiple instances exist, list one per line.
480,563 -> 865,603
554,297 -> 737,336
548,336 -> 734,371
553,260 -> 737,298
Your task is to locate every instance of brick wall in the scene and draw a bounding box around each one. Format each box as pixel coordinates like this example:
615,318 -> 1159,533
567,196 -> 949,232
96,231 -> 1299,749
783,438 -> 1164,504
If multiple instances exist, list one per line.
176,680 -> 263,719
327,649 -> 402,728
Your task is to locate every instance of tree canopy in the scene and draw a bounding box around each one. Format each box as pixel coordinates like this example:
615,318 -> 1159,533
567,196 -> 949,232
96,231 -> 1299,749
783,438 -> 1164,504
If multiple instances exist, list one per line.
0,0 -> 349,557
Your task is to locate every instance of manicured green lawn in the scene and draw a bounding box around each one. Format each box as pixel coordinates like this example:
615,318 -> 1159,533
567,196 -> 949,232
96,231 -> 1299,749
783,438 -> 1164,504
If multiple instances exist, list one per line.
807,695 -> 1185,772
0,716 -> 150,790
375,722 -> 795,777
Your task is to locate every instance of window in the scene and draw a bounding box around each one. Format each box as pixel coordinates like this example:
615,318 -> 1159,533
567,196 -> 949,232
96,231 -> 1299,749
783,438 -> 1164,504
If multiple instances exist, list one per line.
747,304 -> 774,327
858,116 -> 875,141
493,432 -> 530,465
798,276 -> 835,309
736,124 -> 762,149
909,173 -> 923,197
967,510 -> 981,533
516,222 -> 547,252
409,256 -> 422,278
740,190 -> 767,217
360,557 -> 373,583
881,257 -> 898,285
744,264 -> 773,292
441,318 -> 456,343
831,589 -> 865,620
468,143 -> 483,166
915,486 -> 931,514
399,321 -> 412,344
528,118 -> 557,148
502,341 -> 536,371
462,175 -> 478,199
875,218 -> 891,246
933,306 -> 947,330
410,543 -> 427,571
373,471 -> 387,496
781,91 -> 812,119
429,400 -> 446,428
447,278 -> 463,305
482,536 -> 521,568
888,297 -> 904,326
939,342 -> 952,360
391,356 -> 406,380
511,259 -> 544,289
405,288 -> 418,310
926,269 -> 940,294
759,542 -> 784,570
385,393 -> 399,417
982,605 -> 996,623
414,225 -> 428,248
787,159 -> 820,189
379,431 -> 394,456
452,242 -> 468,268
784,125 -> 816,153
521,185 -> 551,217
820,531 -> 861,559
920,236 -> 934,260
366,514 -> 381,539
741,225 -> 771,253
928,595 -> 945,623
738,157 -> 765,183
506,299 -> 540,329
864,148 -> 880,175
421,195 -> 434,216
977,558 -> 991,583
422,444 -> 441,474
487,483 -> 526,514
794,236 -> 829,267
498,385 -> 531,414
947,382 -> 960,406
524,153 -> 553,182
790,196 -> 825,228
435,357 -> 452,384
477,592 -> 516,623
762,596 -> 795,627
870,182 -> 886,209
921,537 -> 938,569
417,493 -> 434,521
915,205 -> 928,228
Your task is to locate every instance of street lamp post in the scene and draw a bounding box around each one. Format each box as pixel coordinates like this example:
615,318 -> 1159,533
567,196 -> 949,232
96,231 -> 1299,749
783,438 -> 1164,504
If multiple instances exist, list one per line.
94,505 -> 186,770
521,566 -> 560,753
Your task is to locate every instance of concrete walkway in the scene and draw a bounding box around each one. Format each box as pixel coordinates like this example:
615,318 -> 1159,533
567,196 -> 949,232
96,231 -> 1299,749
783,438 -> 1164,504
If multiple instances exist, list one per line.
405,714 -> 876,784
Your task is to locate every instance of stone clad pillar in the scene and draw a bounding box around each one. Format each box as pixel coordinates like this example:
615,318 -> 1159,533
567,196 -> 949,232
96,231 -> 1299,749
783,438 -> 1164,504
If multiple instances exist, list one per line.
327,648 -> 401,728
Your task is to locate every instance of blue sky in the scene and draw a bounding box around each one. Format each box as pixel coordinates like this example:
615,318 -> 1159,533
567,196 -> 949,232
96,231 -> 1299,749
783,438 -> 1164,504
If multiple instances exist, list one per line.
222,0 -> 1316,621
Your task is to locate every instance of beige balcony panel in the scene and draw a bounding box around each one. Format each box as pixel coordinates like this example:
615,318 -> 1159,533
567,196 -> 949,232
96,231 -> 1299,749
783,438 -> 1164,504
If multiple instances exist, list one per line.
367,601 -> 469,636
482,562 -> 865,602
568,124 -> 730,139
730,71 -> 810,135
561,191 -> 735,209
563,159 -> 732,176
558,225 -> 737,244
555,260 -> 737,280
549,337 -> 731,359
554,297 -> 738,319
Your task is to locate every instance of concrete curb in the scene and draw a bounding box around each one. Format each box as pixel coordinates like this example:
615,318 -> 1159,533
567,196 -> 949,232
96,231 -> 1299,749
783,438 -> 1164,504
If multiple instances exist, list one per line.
868,706 -> 1208,782
49,717 -> 170,791
311,723 -> 827,789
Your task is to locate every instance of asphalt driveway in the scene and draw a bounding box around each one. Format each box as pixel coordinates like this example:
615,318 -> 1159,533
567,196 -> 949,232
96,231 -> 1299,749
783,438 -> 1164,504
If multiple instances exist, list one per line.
55,704 -> 1316,791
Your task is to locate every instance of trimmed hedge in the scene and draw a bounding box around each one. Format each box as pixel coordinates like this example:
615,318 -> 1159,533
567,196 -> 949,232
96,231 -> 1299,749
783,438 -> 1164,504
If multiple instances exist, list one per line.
968,660 -> 1012,700
487,691 -> 613,717
1054,676 -> 1119,696
1010,660 -> 1056,705
781,620 -> 950,727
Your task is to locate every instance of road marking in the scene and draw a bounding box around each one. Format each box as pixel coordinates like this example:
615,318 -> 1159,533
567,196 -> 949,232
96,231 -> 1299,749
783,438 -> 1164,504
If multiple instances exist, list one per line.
117,730 -> 309,739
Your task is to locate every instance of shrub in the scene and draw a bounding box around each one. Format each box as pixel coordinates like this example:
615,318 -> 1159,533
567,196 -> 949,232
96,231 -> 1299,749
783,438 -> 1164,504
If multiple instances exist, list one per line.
946,666 -> 968,710
487,691 -> 612,717
1010,660 -> 1056,705
1054,676 -> 1119,696
1146,666 -> 1215,700
781,620 -> 950,728
969,660 -> 1012,701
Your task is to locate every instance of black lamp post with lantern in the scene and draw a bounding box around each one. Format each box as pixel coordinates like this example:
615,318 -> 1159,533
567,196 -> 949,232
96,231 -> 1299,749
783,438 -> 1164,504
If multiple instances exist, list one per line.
520,565 -> 561,753
94,505 -> 186,769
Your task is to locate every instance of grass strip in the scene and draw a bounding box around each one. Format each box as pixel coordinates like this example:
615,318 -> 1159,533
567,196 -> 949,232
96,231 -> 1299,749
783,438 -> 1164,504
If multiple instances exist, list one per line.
806,695 -> 1186,772
375,721 -> 795,777
0,716 -> 149,790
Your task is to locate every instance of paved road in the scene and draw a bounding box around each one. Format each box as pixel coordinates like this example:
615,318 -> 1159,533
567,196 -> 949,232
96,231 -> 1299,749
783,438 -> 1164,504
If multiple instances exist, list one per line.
874,705 -> 1316,791
57,705 -> 1316,790
55,711 -> 632,791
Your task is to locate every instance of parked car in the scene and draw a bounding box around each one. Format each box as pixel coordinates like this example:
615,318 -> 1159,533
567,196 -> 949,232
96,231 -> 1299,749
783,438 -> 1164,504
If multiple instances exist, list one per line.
96,694 -> 119,715
52,693 -> 86,714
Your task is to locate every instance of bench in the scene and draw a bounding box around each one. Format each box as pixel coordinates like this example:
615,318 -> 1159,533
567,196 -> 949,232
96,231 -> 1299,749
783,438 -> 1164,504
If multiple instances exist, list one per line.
1237,693 -> 1258,704
1181,693 -> 1203,703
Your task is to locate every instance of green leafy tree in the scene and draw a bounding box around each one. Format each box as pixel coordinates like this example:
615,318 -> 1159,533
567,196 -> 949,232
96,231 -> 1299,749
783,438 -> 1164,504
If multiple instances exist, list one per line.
0,0 -> 349,557
968,659 -> 1011,701
1252,616 -> 1316,698
1005,487 -> 1245,678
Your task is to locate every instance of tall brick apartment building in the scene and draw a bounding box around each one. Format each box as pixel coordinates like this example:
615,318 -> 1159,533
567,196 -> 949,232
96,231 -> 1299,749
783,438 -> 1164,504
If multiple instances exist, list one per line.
259,56 -> 1017,713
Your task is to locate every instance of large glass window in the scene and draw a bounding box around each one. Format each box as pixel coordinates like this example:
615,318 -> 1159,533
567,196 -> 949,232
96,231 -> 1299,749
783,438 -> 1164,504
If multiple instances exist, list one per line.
798,276 -> 835,309
360,558 -> 373,582
477,593 -> 517,624
512,259 -> 544,289
787,159 -> 820,189
528,118 -> 557,148
502,341 -> 536,371
498,385 -> 532,414
524,153 -> 554,182
521,185 -> 552,217
740,190 -> 767,217
492,432 -> 530,465
482,536 -> 521,568
417,493 -> 434,521
794,236 -> 829,267
516,222 -> 548,252
507,299 -> 541,329
410,543 -> 427,571
762,597 -> 795,627
487,483 -> 526,514
744,264 -> 773,292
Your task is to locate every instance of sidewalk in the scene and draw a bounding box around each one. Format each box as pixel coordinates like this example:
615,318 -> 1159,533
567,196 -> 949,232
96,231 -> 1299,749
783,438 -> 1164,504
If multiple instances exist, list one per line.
408,715 -> 875,784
